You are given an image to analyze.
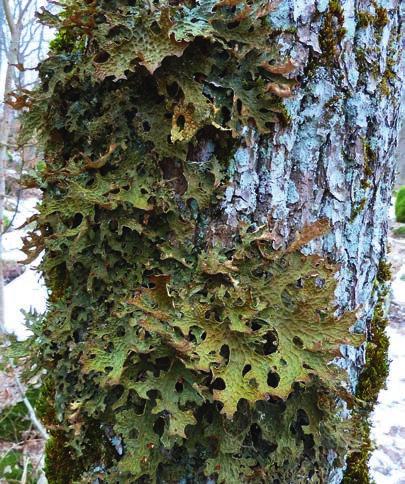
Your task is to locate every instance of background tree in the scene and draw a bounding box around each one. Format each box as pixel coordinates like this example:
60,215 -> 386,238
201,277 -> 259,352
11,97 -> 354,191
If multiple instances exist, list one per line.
21,1 -> 403,483
0,0 -> 47,333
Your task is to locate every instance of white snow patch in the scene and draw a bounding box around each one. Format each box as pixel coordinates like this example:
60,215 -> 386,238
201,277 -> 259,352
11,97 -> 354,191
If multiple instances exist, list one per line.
392,263 -> 405,305
4,264 -> 47,340
3,197 -> 47,340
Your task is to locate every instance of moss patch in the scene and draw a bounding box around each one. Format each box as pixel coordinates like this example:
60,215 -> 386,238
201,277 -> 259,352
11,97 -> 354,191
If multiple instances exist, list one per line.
395,187 -> 405,223
319,1 -> 347,66
344,263 -> 390,483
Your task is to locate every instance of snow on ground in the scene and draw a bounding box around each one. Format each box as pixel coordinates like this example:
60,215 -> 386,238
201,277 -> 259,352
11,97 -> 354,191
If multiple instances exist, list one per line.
3,197 -> 47,340
4,267 -> 47,340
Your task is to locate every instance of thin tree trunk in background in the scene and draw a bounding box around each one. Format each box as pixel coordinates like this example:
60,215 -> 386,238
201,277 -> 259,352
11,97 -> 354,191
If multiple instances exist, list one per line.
0,0 -> 18,333
0,63 -> 14,333
0,0 -> 29,333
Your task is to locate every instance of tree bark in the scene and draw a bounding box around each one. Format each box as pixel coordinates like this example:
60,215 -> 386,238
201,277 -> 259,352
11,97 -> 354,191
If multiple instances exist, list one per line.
0,0 -> 23,333
0,35 -> 19,334
0,64 -> 13,333
22,1 -> 403,483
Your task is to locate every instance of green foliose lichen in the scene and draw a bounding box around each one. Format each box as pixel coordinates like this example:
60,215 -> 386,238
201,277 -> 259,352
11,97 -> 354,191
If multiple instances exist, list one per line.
19,1 -> 364,482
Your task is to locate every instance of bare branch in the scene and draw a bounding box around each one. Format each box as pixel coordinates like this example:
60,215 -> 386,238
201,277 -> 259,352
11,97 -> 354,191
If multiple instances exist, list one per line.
2,0 -> 15,35
18,0 -> 35,25
8,358 -> 49,441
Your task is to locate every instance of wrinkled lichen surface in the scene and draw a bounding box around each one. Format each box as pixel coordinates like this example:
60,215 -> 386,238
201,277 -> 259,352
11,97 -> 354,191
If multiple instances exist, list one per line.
18,0 -> 403,483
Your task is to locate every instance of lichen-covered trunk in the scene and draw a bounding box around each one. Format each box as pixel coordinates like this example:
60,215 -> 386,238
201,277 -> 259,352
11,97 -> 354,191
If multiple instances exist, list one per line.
21,1 -> 402,483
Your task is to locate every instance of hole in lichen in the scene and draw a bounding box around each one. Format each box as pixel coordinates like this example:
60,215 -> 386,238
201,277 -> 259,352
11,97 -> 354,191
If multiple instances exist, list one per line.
263,330 -> 278,355
252,267 -> 264,278
175,380 -> 184,393
251,319 -> 264,331
155,357 -> 171,371
221,106 -> 231,123
167,81 -> 180,98
242,364 -> 252,377
297,409 -> 310,426
93,51 -> 110,64
293,336 -> 304,349
303,434 -> 315,458
71,213 -> 83,228
73,329 -> 83,343
147,389 -> 159,400
153,417 -> 165,437
248,424 -> 278,458
143,121 -> 151,132
296,277 -> 304,288
315,276 -> 326,288
236,98 -> 242,115
220,345 -> 230,364
267,371 -> 280,388
150,20 -> 161,34
176,115 -> 186,131
107,25 -> 131,41
104,385 -> 124,406
212,378 -> 226,390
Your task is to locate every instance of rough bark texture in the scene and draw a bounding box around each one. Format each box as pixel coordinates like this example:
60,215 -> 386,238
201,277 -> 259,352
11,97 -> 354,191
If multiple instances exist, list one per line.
226,0 -> 403,385
19,1 -> 403,483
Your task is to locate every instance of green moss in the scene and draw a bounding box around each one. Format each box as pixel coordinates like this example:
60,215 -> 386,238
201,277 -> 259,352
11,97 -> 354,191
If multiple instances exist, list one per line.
344,272 -> 390,482
356,301 -> 390,403
358,11 -> 375,28
376,260 -> 392,284
357,6 -> 389,30
319,1 -> 347,66
374,6 -> 389,29
39,379 -> 112,484
395,187 -> 405,222
351,198 -> 367,220
379,77 -> 390,96
343,422 -> 373,484
379,65 -> 396,96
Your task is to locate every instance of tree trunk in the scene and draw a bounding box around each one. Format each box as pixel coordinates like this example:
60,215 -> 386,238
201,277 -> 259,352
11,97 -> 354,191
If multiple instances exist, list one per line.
22,1 -> 403,483
0,63 -> 13,334
0,49 -> 19,333
0,0 -> 22,334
